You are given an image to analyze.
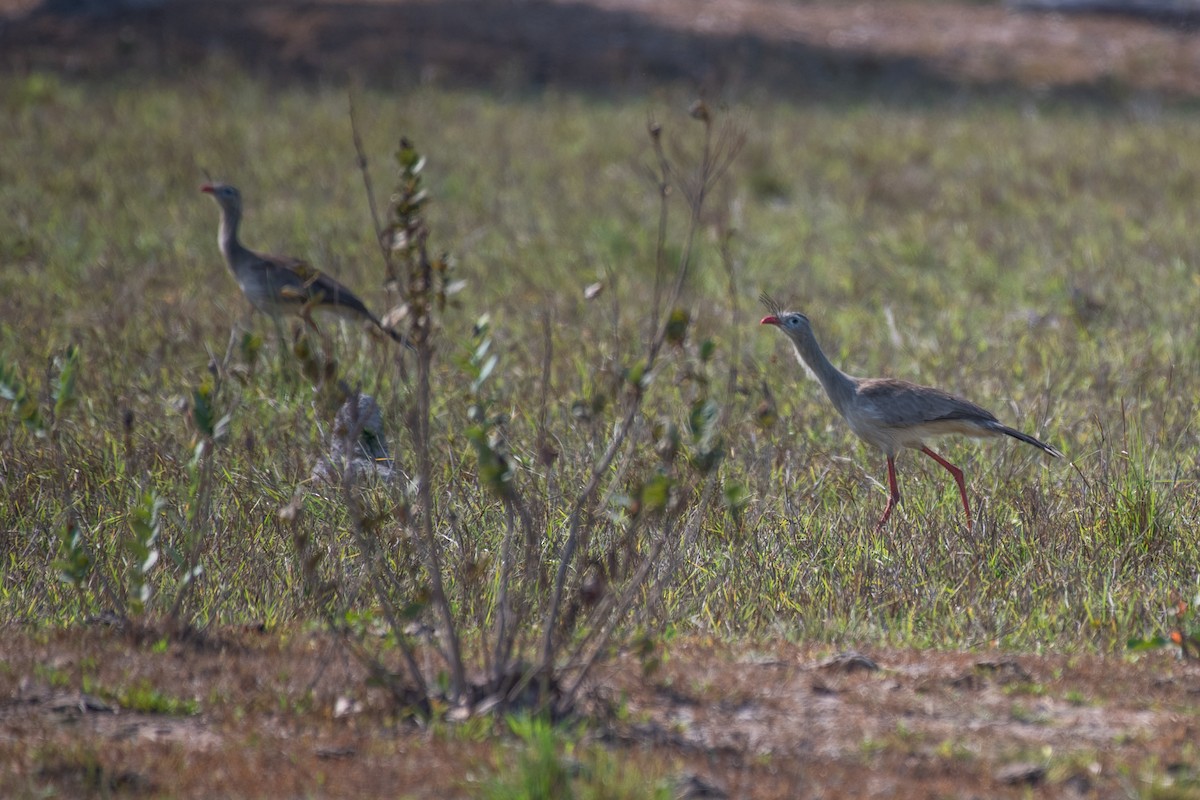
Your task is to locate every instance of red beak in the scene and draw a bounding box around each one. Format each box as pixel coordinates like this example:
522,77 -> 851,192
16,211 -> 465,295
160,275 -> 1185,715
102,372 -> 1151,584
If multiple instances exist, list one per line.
760,315 -> 780,326
200,184 -> 214,194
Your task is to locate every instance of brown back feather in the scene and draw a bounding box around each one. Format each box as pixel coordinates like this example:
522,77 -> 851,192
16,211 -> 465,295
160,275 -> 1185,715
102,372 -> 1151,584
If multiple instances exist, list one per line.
856,378 -> 999,428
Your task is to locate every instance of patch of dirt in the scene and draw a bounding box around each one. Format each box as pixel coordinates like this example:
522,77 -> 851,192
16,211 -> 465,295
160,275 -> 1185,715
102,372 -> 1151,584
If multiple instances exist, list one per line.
2,627 -> 1199,798
590,640 -> 1200,798
4,0 -> 1200,99
0,690 -> 220,748
0,626 -> 498,798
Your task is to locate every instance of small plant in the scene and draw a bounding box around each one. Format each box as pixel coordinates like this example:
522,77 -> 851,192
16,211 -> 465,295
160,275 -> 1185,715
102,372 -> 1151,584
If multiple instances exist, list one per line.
483,715 -> 575,800
299,101 -> 744,721
3,346 -> 117,616
1,340 -> 230,632
53,522 -> 94,609
124,491 -> 164,617
114,679 -> 200,716
480,714 -> 670,800
1128,594 -> 1200,661
154,371 -> 233,633
0,343 -> 81,438
0,353 -> 48,433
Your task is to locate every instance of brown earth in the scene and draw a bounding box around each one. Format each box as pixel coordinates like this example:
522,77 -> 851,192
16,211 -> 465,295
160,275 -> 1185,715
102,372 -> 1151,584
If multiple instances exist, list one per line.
4,1 -> 1200,797
5,0 -> 1200,99
2,626 -> 1199,798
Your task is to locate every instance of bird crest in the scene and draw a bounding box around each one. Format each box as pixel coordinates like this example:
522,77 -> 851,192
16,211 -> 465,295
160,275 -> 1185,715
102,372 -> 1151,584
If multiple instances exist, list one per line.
758,292 -> 783,318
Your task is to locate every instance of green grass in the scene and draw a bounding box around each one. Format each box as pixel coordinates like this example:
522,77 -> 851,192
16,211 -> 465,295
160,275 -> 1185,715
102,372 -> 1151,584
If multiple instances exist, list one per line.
2,66 -> 1199,653
478,715 -> 670,800
88,676 -> 200,716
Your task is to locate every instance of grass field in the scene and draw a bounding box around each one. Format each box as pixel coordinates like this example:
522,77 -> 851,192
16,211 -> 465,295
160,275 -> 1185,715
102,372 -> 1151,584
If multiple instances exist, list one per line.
4,36 -> 1200,797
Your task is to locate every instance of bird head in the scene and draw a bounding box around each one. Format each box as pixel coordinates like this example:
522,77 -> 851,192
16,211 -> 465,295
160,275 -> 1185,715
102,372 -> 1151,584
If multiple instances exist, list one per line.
201,182 -> 242,216
760,310 -> 813,337
758,293 -> 812,337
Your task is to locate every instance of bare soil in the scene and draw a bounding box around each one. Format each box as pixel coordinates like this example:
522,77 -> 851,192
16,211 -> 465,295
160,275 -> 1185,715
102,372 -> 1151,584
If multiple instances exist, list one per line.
2,626 -> 1199,797
4,1 -> 1200,797
5,0 -> 1200,98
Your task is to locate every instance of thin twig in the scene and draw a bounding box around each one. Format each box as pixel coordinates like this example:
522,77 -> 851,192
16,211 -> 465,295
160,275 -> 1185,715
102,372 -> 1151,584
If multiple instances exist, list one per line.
646,118 -> 671,345
540,108 -> 741,703
559,475 -> 720,713
348,90 -> 390,269
411,239 -> 468,700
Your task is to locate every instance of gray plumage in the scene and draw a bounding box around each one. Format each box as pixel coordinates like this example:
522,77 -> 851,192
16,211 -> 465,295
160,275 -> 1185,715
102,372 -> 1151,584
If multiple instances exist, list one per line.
759,293 -> 1061,530
311,393 -> 396,485
202,182 -> 406,345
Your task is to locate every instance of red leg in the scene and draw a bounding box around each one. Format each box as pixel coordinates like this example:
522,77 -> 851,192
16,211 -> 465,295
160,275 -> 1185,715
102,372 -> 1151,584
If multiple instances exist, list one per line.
875,455 -> 901,532
920,446 -> 972,530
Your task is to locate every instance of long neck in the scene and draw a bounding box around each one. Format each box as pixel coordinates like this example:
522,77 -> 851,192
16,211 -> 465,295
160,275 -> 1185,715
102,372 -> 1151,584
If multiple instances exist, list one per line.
790,329 -> 858,414
216,205 -> 248,265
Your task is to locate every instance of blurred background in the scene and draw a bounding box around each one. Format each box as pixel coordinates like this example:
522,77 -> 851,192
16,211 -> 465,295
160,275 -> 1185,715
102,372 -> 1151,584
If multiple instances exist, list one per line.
6,0 -> 1200,100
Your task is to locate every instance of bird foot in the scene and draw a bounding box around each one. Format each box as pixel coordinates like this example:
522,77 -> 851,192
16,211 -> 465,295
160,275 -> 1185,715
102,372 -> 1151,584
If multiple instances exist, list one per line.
874,503 -> 896,533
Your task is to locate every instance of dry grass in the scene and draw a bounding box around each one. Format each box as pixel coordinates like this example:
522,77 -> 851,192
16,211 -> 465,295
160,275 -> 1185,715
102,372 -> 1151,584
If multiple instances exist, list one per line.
4,1 -> 1200,796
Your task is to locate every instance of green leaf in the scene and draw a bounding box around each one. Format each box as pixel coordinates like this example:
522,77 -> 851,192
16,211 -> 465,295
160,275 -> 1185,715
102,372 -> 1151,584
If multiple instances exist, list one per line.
125,491 -> 163,615
15,395 -> 45,433
400,597 -> 430,621
472,336 -> 491,362
52,344 -> 80,418
0,359 -> 45,433
397,140 -> 425,175
128,492 -> 163,547
239,332 -> 262,365
213,413 -> 233,442
1126,636 -> 1168,651
54,523 -> 93,587
693,438 -> 726,474
191,379 -> 215,438
163,542 -> 185,569
723,480 -> 749,514
474,353 -> 498,391
625,361 -> 648,390
688,398 -> 719,441
0,359 -> 23,402
640,472 -> 673,514
466,425 -> 511,497
129,520 -> 153,543
665,307 -> 690,346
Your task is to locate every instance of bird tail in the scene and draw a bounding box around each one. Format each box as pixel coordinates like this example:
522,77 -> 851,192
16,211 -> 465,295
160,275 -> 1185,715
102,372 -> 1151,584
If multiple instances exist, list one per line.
373,318 -> 415,350
321,297 -> 413,350
995,424 -> 1063,459
386,326 -> 415,350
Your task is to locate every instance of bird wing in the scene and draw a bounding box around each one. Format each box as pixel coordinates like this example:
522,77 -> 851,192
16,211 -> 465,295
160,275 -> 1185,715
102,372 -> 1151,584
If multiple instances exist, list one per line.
856,378 -> 999,429
252,253 -> 378,321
